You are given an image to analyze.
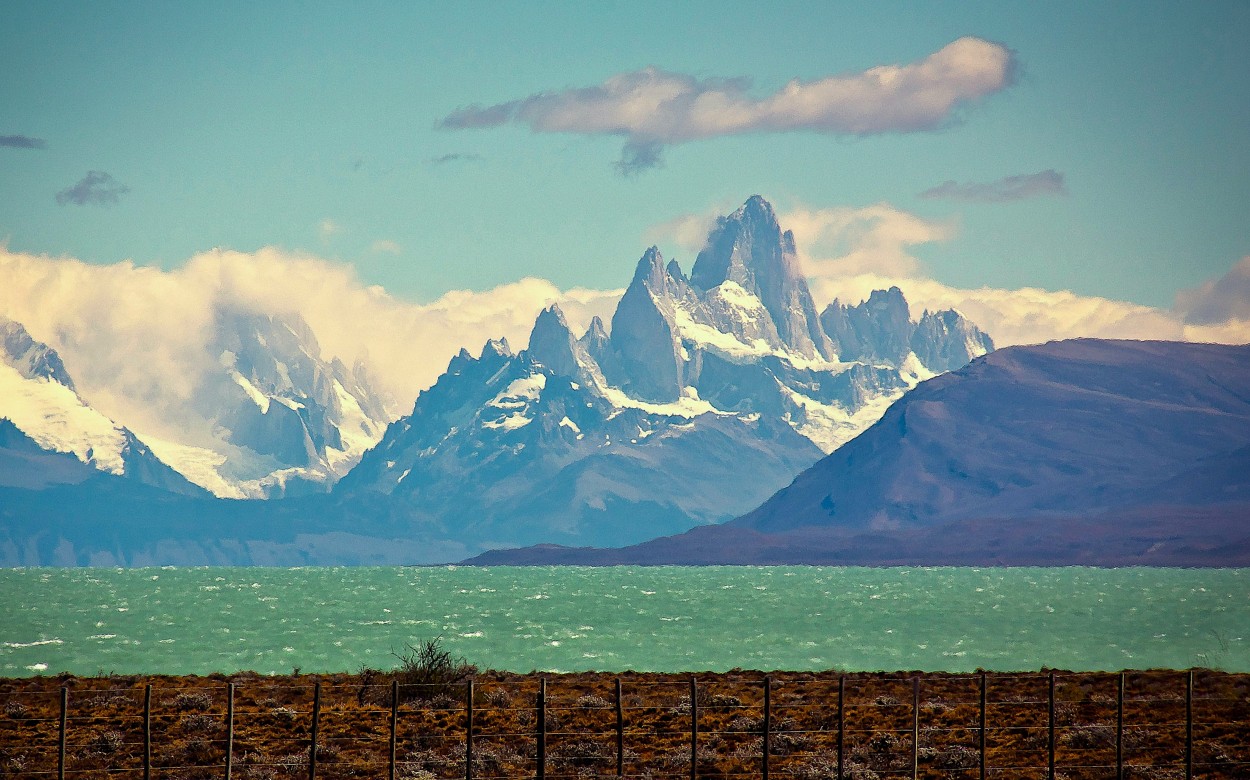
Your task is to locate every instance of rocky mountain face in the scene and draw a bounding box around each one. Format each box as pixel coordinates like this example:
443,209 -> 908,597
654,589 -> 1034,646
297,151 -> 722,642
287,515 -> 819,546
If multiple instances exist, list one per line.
0,195 -> 998,565
339,196 -> 994,554
0,317 -> 204,496
0,310 -> 394,500
182,308 -> 394,498
465,339 -> 1250,567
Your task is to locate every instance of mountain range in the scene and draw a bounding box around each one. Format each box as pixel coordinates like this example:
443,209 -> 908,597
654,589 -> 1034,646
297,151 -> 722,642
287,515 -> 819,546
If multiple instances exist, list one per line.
467,339 -> 1250,566
9,195 -> 1245,567
0,196 -> 994,564
334,196 -> 992,551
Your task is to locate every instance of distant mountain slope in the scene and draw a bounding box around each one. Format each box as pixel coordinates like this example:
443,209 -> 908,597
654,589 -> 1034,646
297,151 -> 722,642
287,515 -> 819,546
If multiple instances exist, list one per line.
0,318 -> 204,496
338,196 -> 994,554
0,195 -> 997,565
2,307 -> 395,499
735,339 -> 1250,533
142,308 -> 395,498
465,339 -> 1250,566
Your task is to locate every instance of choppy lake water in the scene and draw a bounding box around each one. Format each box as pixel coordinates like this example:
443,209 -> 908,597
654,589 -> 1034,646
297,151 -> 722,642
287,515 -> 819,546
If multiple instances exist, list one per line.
1,566 -> 1246,676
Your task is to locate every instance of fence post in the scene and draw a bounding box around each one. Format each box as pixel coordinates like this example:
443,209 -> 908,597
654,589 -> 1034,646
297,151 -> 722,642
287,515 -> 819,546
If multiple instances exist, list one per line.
837,675 -> 845,780
1047,672 -> 1055,780
58,686 -> 66,780
143,684 -> 152,780
390,680 -> 399,780
1116,672 -> 1124,780
979,673 -> 987,780
762,676 -> 771,780
912,677 -> 920,780
466,679 -> 474,780
1186,670 -> 1193,780
225,683 -> 235,780
309,681 -> 321,780
690,677 -> 698,780
615,677 -> 624,777
537,678 -> 546,780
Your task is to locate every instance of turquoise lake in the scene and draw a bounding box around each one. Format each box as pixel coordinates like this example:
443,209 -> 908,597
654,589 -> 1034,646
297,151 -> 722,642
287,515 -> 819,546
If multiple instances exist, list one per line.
1,566 -> 1246,676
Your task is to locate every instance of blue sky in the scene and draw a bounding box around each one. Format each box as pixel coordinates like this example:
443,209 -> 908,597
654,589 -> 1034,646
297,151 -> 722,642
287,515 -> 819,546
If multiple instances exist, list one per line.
3,1 -> 1247,311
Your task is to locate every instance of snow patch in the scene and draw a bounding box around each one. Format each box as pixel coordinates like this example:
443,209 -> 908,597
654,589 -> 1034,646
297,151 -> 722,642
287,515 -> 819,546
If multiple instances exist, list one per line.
482,413 -> 533,431
776,378 -> 906,454
0,362 -> 128,475
140,434 -> 242,498
600,385 -> 722,419
228,369 -> 270,413
489,373 -> 546,409
899,352 -> 937,385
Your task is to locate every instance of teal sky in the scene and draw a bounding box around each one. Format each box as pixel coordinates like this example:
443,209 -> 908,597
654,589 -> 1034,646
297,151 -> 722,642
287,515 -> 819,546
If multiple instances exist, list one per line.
2,1 -> 1248,310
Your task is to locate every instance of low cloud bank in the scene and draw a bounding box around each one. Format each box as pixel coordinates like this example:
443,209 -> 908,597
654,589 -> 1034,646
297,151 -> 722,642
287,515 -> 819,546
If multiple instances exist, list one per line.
2,210 -> 1245,446
0,248 -> 619,443
647,201 -> 1250,350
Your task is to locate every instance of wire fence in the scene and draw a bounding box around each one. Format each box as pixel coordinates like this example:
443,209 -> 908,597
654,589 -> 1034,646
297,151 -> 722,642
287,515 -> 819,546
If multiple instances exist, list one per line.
0,670 -> 1246,779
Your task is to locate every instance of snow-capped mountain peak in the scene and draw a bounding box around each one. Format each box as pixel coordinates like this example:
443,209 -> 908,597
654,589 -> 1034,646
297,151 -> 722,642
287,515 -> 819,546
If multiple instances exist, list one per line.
0,317 -> 203,494
337,195 -> 998,557
691,195 -> 834,359
2,316 -> 76,391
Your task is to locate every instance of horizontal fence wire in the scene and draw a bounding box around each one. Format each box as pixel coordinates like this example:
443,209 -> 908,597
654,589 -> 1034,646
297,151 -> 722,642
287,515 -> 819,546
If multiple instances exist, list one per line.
0,672 -> 1246,779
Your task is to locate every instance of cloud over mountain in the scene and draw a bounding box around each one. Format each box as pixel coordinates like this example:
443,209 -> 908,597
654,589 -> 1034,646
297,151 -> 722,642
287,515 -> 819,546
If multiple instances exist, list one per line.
647,201 -> 1250,349
1175,256 -> 1250,325
442,37 -> 1017,172
0,248 -> 619,447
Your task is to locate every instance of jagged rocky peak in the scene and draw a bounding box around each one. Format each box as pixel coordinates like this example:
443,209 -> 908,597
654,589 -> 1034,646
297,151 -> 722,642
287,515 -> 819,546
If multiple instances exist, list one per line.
911,309 -> 994,372
528,304 -> 582,378
690,195 -> 833,359
629,245 -> 680,296
819,288 -> 994,371
581,315 -> 608,345
611,247 -> 684,402
481,336 -> 513,359
821,287 -> 914,366
580,315 -> 619,380
666,258 -> 687,285
1,316 -> 77,391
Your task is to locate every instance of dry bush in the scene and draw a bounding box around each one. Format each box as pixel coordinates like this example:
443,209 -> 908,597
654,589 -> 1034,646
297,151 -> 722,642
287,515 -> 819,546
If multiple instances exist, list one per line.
359,637 -> 477,706
170,691 -> 214,711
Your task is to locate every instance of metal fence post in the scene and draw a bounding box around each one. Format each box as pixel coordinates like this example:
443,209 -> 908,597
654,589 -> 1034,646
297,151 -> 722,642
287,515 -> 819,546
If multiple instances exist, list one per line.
1047,672 -> 1055,780
225,683 -> 235,780
690,677 -> 698,780
143,684 -> 152,780
615,677 -> 624,777
980,673 -> 987,780
837,675 -> 845,780
1116,672 -> 1124,780
58,686 -> 66,780
912,677 -> 920,780
309,681 -> 321,780
390,680 -> 399,780
466,680 -> 474,780
762,676 -> 771,780
1186,670 -> 1193,780
537,678 -> 546,780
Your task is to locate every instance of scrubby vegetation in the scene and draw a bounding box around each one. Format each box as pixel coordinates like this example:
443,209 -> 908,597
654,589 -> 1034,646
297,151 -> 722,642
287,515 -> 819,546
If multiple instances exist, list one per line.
0,667 -> 1245,779
357,636 -> 478,707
